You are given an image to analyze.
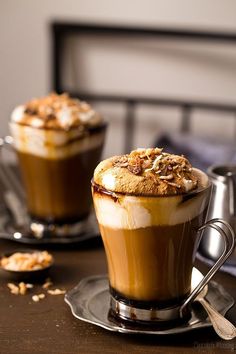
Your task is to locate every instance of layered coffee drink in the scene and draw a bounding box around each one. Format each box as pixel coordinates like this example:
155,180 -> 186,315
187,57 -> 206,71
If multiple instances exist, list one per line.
92,148 -> 210,309
10,93 -> 106,231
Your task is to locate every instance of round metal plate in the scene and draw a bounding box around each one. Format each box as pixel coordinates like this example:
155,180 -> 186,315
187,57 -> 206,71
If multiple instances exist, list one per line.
65,270 -> 234,335
0,208 -> 99,244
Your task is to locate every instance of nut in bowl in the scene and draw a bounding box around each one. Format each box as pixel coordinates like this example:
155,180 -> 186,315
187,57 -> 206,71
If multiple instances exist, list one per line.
0,249 -> 54,281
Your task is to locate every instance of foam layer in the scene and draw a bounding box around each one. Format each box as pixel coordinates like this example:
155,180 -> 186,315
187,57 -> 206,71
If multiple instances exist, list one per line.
94,147 -> 208,196
10,93 -> 105,159
92,183 -> 209,229
10,122 -> 105,159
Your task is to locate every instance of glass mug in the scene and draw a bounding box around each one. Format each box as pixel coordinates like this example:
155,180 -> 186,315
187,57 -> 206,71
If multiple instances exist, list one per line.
92,179 -> 235,324
0,122 -> 106,239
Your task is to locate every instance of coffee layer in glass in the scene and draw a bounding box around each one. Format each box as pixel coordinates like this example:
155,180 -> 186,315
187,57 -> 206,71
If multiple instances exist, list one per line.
92,181 -> 211,308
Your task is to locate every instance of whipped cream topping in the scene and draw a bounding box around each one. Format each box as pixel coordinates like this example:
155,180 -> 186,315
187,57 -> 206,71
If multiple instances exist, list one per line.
93,148 -> 210,229
94,148 -> 201,196
93,149 -> 209,229
93,180 -> 209,229
11,93 -> 102,130
10,93 -> 105,159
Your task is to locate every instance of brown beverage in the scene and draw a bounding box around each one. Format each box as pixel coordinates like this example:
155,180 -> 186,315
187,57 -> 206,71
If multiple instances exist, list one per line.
92,148 -> 210,309
10,93 -> 106,228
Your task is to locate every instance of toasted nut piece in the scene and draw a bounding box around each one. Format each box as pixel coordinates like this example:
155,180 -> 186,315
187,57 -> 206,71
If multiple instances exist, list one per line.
159,174 -> 174,180
26,283 -> 33,289
32,295 -> 40,302
38,293 -> 45,299
19,282 -> 27,295
42,278 -> 53,289
47,289 -> 66,295
7,283 -> 19,295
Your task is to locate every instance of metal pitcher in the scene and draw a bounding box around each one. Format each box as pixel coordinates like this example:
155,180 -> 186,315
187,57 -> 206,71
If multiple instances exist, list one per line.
199,165 -> 236,265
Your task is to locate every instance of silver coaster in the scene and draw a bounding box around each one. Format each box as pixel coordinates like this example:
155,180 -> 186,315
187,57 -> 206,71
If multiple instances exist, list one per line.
65,270 -> 234,335
0,207 -> 99,244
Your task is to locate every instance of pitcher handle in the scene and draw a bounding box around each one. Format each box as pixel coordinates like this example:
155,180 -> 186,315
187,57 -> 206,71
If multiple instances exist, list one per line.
180,218 -> 235,317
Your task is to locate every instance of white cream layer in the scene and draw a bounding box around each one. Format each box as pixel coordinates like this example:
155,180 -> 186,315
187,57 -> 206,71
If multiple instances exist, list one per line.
10,122 -> 104,160
93,185 -> 209,229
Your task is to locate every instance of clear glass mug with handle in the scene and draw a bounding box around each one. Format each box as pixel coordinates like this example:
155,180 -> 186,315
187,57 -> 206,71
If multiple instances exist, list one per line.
92,177 -> 235,324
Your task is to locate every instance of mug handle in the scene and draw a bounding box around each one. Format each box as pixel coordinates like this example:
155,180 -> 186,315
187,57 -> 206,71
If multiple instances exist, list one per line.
0,136 -> 28,226
180,218 -> 235,317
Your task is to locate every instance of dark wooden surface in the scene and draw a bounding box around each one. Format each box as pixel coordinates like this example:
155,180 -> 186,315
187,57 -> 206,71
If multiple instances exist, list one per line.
0,237 -> 236,354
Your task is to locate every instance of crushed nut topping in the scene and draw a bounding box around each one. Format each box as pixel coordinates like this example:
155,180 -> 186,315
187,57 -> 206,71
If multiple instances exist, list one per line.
32,295 -> 40,302
7,282 -> 33,295
1,251 -> 53,271
7,283 -> 20,295
30,293 -> 46,302
11,92 -> 102,130
6,278 -> 66,301
19,282 -> 27,295
42,278 -> 53,289
47,289 -> 66,295
113,147 -> 198,194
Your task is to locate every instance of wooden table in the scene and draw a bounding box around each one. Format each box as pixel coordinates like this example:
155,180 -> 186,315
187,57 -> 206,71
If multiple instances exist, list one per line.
0,237 -> 236,354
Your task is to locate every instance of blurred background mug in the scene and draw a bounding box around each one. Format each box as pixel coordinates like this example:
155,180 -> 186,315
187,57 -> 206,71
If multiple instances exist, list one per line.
0,117 -> 106,239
